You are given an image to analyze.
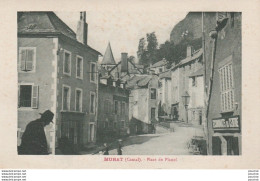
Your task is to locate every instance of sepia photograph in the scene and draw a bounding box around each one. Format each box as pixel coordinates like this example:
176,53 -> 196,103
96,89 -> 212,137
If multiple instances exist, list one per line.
17,11 -> 241,156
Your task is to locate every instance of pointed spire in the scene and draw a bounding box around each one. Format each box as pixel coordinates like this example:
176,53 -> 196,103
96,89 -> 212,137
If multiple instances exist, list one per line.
101,42 -> 116,65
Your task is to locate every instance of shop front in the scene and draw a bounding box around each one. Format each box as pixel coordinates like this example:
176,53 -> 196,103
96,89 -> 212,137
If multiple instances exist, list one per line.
211,115 -> 241,155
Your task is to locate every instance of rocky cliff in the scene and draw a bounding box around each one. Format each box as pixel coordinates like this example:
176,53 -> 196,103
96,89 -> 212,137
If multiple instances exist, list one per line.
170,12 -> 202,45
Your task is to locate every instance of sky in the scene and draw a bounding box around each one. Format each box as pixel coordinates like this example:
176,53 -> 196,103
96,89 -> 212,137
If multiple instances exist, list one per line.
56,10 -> 187,62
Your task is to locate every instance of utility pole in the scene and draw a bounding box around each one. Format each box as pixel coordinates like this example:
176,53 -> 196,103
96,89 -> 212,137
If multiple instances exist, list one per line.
202,12 -> 209,155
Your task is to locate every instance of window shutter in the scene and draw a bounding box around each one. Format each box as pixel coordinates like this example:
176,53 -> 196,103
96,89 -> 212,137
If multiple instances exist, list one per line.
67,88 -> 70,111
18,85 -> 21,108
20,50 -> 26,71
31,85 -> 39,109
118,102 -> 121,115
26,49 -> 34,71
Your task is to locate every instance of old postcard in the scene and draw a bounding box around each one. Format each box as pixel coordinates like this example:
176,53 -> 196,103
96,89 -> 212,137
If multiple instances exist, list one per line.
0,0 -> 259,169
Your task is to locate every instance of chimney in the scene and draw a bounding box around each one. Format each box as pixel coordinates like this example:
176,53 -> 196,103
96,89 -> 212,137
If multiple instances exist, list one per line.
121,53 -> 128,73
76,11 -> 88,45
186,45 -> 194,57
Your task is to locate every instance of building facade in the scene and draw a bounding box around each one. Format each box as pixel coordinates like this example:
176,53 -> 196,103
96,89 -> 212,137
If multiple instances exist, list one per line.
17,12 -> 101,154
97,76 -> 129,142
203,12 -> 242,155
170,47 -> 204,123
158,70 -> 172,120
188,68 -> 205,126
127,75 -> 159,134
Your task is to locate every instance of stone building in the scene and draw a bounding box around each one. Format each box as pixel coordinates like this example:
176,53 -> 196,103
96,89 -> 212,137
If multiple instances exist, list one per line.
203,12 -> 241,155
188,68 -> 205,126
149,58 -> 168,74
97,48 -> 130,142
171,46 -> 204,123
17,12 -> 101,154
158,70 -> 172,120
127,75 -> 159,134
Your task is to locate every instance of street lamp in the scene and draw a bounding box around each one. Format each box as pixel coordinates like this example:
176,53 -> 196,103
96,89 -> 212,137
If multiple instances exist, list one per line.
182,91 -> 190,123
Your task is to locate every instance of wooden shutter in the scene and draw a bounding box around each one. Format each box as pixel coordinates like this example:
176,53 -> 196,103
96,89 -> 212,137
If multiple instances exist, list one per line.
31,85 -> 39,109
20,50 -> 26,71
26,49 -> 34,71
18,85 -> 21,108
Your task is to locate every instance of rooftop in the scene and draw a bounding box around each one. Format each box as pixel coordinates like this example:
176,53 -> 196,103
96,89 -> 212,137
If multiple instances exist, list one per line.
150,58 -> 167,68
126,75 -> 157,89
18,12 -> 101,55
159,70 -> 171,79
189,68 -> 204,77
18,12 -> 76,40
101,42 -> 116,65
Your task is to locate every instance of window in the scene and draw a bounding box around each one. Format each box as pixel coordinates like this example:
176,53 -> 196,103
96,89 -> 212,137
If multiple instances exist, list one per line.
219,63 -> 234,112
113,122 -> 117,129
90,92 -> 96,114
63,50 -> 71,75
151,108 -> 156,120
18,84 -> 39,108
121,120 -> 125,128
76,56 -> 83,79
104,100 -> 109,114
114,100 -> 118,115
90,62 -> 97,83
150,88 -> 156,99
121,102 -> 126,116
62,85 -> 71,111
159,68 -> 163,73
89,123 -> 95,142
75,88 -> 82,112
192,77 -> 197,87
103,121 -> 108,129
19,47 -> 36,72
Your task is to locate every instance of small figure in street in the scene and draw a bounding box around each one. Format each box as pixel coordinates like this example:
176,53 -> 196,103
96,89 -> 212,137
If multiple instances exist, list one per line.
18,110 -> 54,155
117,139 -> 123,155
103,143 -> 109,155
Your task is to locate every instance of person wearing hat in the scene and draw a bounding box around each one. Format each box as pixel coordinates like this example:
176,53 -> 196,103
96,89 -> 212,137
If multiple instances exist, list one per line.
18,110 -> 54,155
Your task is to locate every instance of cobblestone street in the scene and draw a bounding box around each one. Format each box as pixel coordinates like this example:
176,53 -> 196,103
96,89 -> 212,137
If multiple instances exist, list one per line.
107,125 -> 204,155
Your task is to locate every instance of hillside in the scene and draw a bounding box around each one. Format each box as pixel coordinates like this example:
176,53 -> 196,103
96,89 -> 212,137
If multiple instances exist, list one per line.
170,12 -> 202,45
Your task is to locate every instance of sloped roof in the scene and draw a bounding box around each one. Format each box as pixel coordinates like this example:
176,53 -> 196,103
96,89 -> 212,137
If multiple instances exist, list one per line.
189,68 -> 204,77
170,48 -> 203,71
135,64 -> 144,69
108,59 -> 143,76
159,70 -> 171,79
150,59 -> 167,68
101,43 -> 116,65
18,12 -> 76,40
18,12 -> 102,56
180,48 -> 203,65
126,75 -> 154,89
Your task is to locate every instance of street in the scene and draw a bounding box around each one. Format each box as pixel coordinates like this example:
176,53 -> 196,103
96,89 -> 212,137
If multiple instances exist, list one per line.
107,125 -> 204,155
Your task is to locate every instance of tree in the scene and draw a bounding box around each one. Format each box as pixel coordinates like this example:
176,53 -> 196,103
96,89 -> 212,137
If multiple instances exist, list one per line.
157,40 -> 175,63
127,55 -> 135,63
137,38 -> 148,66
146,32 -> 158,65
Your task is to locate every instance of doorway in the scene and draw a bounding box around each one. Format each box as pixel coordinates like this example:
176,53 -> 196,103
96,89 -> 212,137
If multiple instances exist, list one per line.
224,136 -> 239,155
89,124 -> 95,142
